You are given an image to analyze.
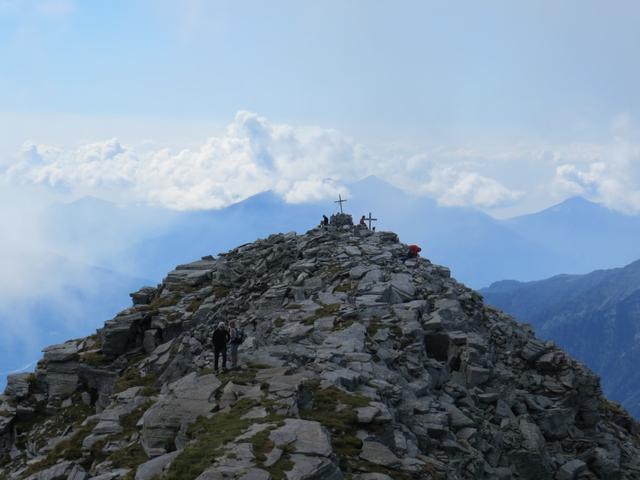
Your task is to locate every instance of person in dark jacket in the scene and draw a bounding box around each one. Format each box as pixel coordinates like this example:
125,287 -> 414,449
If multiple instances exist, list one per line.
212,321 -> 230,372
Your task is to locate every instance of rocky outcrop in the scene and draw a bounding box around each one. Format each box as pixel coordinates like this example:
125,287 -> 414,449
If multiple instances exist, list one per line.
2,220 -> 640,479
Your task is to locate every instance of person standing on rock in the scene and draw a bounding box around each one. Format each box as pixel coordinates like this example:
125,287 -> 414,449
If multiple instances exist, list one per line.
229,320 -> 244,369
212,321 -> 230,372
359,215 -> 367,227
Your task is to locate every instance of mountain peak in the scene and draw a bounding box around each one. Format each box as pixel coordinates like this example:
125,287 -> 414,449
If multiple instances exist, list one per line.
2,225 -> 639,479
550,196 -> 601,212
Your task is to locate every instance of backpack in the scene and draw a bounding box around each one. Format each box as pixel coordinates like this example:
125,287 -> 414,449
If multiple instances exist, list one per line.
232,328 -> 246,345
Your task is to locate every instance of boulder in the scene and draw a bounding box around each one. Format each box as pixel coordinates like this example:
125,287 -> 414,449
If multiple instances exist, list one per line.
141,373 -> 221,456
5,372 -> 32,398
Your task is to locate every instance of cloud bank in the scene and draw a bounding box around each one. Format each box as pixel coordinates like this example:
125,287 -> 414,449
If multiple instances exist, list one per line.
552,141 -> 640,214
5,111 -> 523,211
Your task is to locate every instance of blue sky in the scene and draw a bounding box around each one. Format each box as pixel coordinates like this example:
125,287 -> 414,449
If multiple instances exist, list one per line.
1,0 -> 640,216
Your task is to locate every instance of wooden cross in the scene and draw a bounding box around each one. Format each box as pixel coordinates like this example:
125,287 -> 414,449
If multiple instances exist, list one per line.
366,212 -> 377,230
334,194 -> 347,213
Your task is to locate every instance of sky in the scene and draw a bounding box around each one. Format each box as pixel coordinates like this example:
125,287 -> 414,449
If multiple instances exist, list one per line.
1,0 -> 640,217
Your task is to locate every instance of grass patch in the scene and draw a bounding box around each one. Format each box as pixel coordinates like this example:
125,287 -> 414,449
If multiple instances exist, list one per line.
250,428 -> 274,463
334,281 -> 357,294
216,363 -> 268,385
600,398 -> 626,416
163,398 -> 258,480
303,303 -> 341,325
149,294 -> 179,310
79,350 -> 110,367
187,299 -> 203,313
366,317 -> 402,340
110,442 -> 148,470
300,380 -> 371,464
115,368 -> 158,394
249,427 -> 294,480
321,263 -> 344,280
333,312 -> 358,331
22,419 -> 98,476
14,394 -> 94,452
366,317 -> 383,337
120,401 -> 153,436
212,285 -> 230,298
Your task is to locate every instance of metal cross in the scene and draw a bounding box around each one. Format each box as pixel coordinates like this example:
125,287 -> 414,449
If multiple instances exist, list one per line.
366,212 -> 378,230
334,194 -> 347,213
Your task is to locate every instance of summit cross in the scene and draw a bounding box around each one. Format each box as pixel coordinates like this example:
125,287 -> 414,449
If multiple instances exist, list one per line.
366,212 -> 378,230
334,194 -> 347,214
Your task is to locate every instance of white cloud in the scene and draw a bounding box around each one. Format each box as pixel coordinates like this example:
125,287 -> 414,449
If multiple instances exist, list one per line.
423,167 -> 524,208
552,135 -> 640,213
3,111 -> 526,211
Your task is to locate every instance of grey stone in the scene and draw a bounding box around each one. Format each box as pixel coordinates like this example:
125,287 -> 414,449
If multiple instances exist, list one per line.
141,373 -> 221,456
135,450 -> 181,480
269,419 -> 332,457
359,441 -> 399,467
555,459 -> 587,480
5,372 -> 32,398
286,454 -> 343,480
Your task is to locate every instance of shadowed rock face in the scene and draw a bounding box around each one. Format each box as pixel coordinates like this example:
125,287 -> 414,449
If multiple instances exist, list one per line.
2,225 -> 640,480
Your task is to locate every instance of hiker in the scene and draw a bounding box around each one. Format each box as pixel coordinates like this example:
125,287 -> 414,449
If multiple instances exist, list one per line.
359,215 -> 367,227
229,320 -> 245,369
212,321 -> 230,372
407,244 -> 422,258
322,214 -> 329,227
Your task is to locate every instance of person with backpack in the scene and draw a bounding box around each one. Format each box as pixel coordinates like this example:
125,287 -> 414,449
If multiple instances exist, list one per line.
229,320 -> 245,369
212,321 -> 230,372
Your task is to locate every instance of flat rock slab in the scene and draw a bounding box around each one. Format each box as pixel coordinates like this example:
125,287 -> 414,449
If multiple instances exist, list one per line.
135,450 -> 181,480
196,468 -> 272,480
353,474 -> 393,480
43,342 -> 79,363
24,461 -> 87,480
359,441 -> 399,467
142,373 -> 221,456
286,454 -> 343,480
270,419 -> 333,457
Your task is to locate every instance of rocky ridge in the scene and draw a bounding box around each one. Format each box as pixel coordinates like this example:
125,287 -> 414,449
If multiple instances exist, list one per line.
1,214 -> 639,480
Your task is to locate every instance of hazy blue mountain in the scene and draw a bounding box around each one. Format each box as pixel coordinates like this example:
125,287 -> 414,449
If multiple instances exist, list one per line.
112,176 -> 552,288
44,178 -> 640,290
481,260 -> 640,418
109,191 -> 327,281
502,196 -> 640,277
44,196 -> 178,268
0,254 -> 150,390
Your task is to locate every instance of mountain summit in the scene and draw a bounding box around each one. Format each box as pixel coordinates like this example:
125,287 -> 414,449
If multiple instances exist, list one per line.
1,219 -> 639,479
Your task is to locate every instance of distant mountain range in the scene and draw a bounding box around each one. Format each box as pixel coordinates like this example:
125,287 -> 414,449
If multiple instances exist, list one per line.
102,176 -> 640,288
481,260 -> 640,418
